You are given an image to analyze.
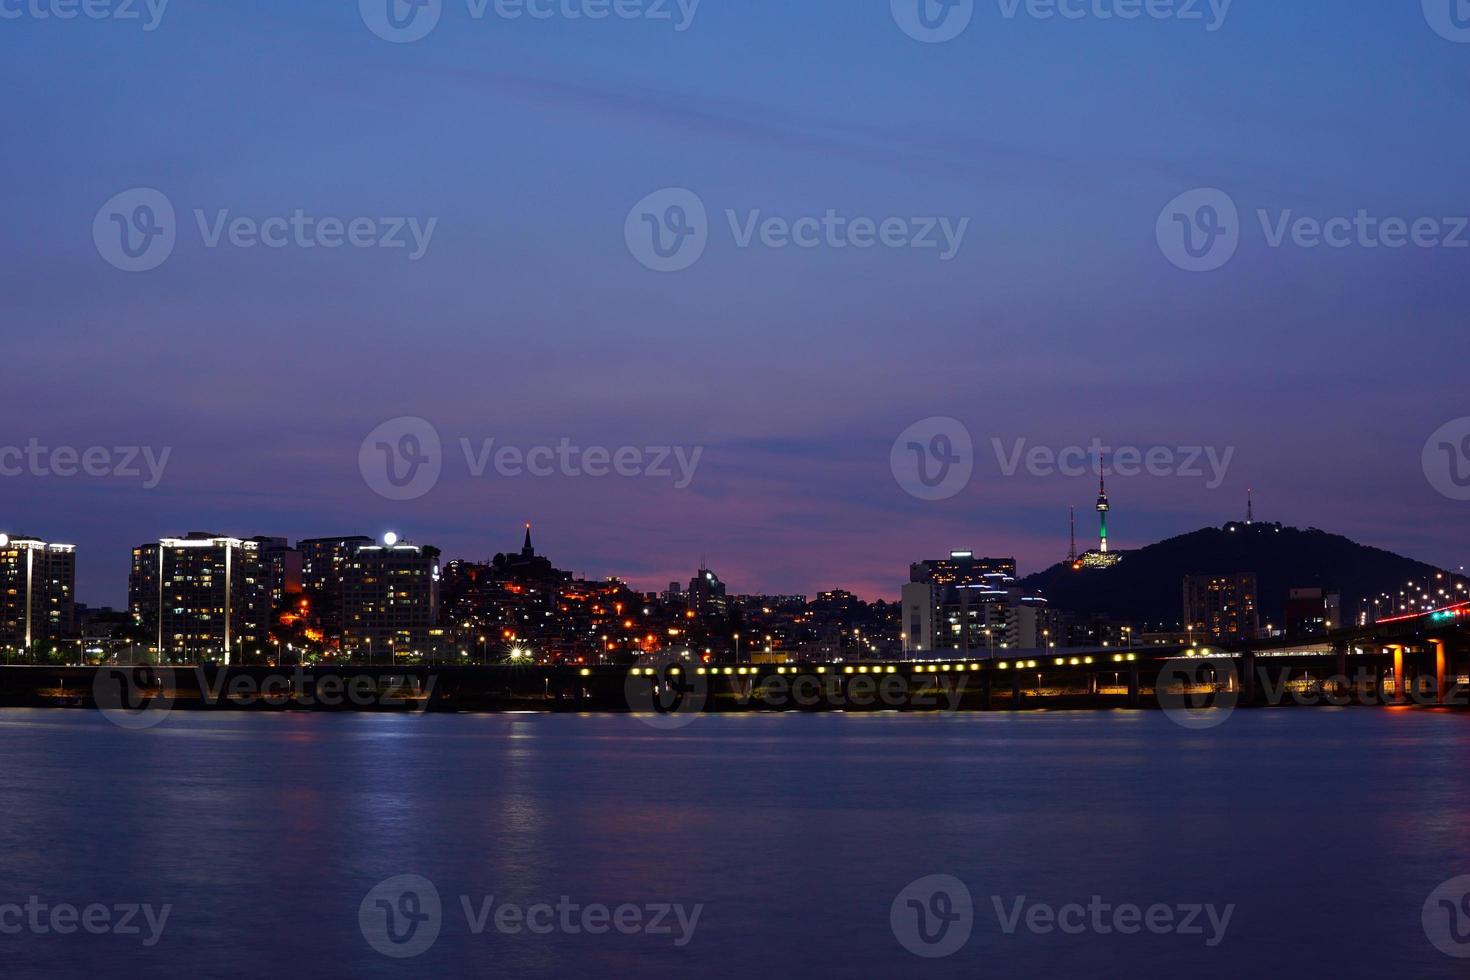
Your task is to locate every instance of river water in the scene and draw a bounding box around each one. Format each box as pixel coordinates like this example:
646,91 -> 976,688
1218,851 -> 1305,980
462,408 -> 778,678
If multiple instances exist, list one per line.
1,708 -> 1466,978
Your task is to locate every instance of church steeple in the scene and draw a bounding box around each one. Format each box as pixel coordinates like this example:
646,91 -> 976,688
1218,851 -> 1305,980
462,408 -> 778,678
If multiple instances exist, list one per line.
522,522 -> 534,558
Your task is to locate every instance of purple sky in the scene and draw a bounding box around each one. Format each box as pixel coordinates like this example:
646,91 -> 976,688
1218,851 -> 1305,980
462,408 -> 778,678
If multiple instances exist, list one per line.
3,2 -> 1469,606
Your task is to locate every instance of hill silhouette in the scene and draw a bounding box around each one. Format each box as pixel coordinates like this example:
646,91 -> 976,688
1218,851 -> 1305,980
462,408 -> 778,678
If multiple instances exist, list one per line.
1020,523 -> 1466,629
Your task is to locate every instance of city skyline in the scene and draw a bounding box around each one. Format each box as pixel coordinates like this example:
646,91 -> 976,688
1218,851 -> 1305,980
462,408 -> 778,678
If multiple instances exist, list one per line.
13,480 -> 1467,612
4,3 -> 1469,611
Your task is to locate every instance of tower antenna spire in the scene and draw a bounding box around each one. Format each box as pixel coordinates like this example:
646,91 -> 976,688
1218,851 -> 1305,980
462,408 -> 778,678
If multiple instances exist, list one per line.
1068,506 -> 1077,563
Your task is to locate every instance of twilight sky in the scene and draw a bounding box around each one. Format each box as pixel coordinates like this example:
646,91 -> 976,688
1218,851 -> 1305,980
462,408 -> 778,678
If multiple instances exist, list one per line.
3,1 -> 1469,607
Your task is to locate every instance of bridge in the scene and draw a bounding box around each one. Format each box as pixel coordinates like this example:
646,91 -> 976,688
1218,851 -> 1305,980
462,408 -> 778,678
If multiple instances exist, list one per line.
1,604 -> 1466,714
1222,599 -> 1470,706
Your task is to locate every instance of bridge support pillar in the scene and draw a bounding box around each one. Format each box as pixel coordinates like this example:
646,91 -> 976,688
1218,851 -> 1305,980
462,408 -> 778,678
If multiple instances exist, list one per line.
1333,641 -> 1349,700
1432,639 -> 1448,706
1391,645 -> 1406,705
1010,669 -> 1021,709
1240,652 -> 1256,706
1127,662 -> 1140,707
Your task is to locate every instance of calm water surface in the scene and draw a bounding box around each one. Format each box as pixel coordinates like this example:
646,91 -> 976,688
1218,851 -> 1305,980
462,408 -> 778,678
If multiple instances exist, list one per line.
1,708 -> 1467,978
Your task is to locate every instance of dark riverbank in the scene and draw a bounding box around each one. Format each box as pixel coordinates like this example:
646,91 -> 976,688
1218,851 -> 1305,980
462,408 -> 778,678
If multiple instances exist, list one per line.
5,661 -> 1463,715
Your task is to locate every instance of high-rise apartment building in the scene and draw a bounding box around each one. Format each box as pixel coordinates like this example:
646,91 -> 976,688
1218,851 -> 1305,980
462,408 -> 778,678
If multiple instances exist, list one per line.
297,535 -> 374,642
0,534 -> 76,650
1284,587 -> 1342,637
1183,572 -> 1260,642
688,567 -> 728,617
340,534 -> 440,660
250,536 -> 302,609
910,551 -> 1018,586
129,533 -> 271,663
903,552 -> 1054,655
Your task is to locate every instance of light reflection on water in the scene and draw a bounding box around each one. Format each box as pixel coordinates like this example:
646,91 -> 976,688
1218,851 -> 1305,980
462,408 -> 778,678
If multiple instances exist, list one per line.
1,709 -> 1467,979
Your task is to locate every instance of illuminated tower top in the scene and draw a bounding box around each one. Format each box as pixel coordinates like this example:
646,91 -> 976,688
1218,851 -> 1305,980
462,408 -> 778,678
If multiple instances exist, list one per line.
1096,476 -> 1110,553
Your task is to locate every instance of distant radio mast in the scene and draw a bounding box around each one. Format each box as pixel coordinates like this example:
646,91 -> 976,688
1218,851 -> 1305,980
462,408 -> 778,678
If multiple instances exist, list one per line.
1068,506 -> 1077,563
1247,488 -> 1254,525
